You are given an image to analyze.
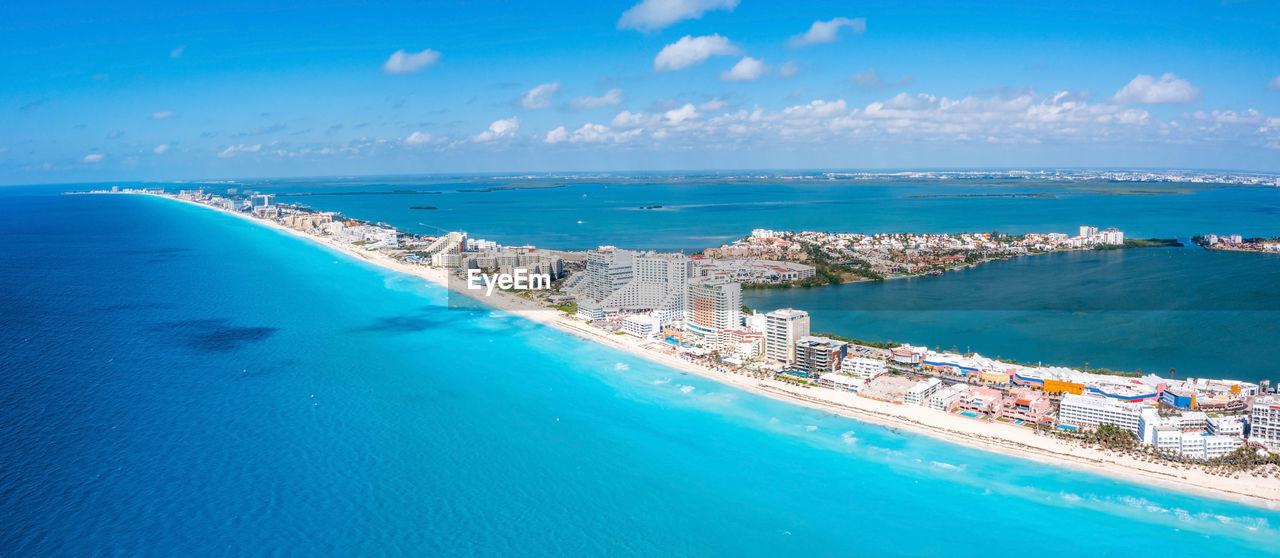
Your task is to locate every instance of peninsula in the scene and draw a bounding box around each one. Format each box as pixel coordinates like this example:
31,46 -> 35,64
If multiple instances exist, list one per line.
81,187 -> 1280,509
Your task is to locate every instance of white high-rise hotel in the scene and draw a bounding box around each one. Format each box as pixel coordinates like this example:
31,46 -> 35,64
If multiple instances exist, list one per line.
1058,394 -> 1143,433
765,308 -> 810,364
581,246 -> 634,303
572,247 -> 693,325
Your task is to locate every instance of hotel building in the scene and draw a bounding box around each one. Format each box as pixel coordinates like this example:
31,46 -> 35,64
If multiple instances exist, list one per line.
1059,394 -> 1144,434
841,355 -> 888,378
904,378 -> 943,405
1250,395 -> 1280,448
765,308 -> 810,364
794,336 -> 848,376
683,281 -> 742,351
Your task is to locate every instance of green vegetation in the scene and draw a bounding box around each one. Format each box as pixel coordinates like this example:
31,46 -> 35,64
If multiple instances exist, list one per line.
351,240 -> 369,246
741,248 -> 883,290
1210,446 -> 1280,469
811,331 -> 901,349
1095,238 -> 1183,250
550,301 -> 578,314
1125,238 -> 1182,248
1079,424 -> 1140,450
1082,367 -> 1143,378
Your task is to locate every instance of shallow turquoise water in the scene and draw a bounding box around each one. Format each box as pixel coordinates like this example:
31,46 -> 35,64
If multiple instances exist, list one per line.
2,189 -> 1278,555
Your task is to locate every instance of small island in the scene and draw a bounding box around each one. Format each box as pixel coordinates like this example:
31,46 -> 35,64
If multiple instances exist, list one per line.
1193,234 -> 1280,254
409,206 -> 438,210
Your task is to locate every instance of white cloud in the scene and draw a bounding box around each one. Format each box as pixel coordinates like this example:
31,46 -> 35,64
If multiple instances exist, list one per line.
720,56 -> 767,82
593,90 -> 1155,147
546,123 -> 642,144
473,117 -> 520,142
778,60 -> 800,78
849,68 -> 914,90
382,49 -> 442,75
654,34 -> 740,72
1112,73 -> 1201,104
547,87 -> 1280,151
569,89 -> 624,110
664,103 -> 700,125
699,98 -> 729,111
404,131 -> 437,145
217,144 -> 262,158
520,82 -> 561,110
153,144 -> 170,154
789,17 -> 866,48
618,0 -> 739,32
82,153 -> 104,163
169,45 -> 184,59
545,126 -> 569,144
612,110 -> 657,129
1268,75 -> 1280,91
151,111 -> 174,120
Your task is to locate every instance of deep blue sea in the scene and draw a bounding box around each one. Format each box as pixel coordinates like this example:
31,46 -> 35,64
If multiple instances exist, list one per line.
3,186 -> 1280,555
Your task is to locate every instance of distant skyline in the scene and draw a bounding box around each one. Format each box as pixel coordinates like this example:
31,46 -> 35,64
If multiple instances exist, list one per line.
3,0 -> 1280,185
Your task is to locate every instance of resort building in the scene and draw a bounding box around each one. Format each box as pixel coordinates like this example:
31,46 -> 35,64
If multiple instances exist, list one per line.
1059,394 -> 1145,434
999,388 -> 1053,423
765,308 -> 810,364
1176,434 -> 1243,460
794,336 -> 849,376
580,246 -> 635,303
576,302 -> 605,322
904,378 -> 943,405
1249,395 -> 1280,449
570,248 -> 693,325
841,355 -> 887,378
927,383 -> 968,411
955,386 -> 1004,417
817,373 -> 863,393
422,231 -> 465,260
690,257 -> 816,284
1141,407 -> 1244,459
683,281 -> 742,351
616,254 -> 692,316
1207,415 -> 1245,437
729,331 -> 765,360
891,345 -> 926,365
621,313 -> 662,338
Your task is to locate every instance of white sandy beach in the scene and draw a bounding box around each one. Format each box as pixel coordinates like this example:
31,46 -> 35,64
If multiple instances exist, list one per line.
125,192 -> 1280,509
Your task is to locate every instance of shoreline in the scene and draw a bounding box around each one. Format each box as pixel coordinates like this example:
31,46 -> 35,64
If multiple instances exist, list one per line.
112,192 -> 1280,510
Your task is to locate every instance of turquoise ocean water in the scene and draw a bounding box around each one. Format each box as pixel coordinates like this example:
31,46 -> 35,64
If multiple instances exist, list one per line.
2,187 -> 1279,555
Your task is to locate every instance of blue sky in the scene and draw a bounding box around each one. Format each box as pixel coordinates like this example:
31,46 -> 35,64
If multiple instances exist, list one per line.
3,0 -> 1280,184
